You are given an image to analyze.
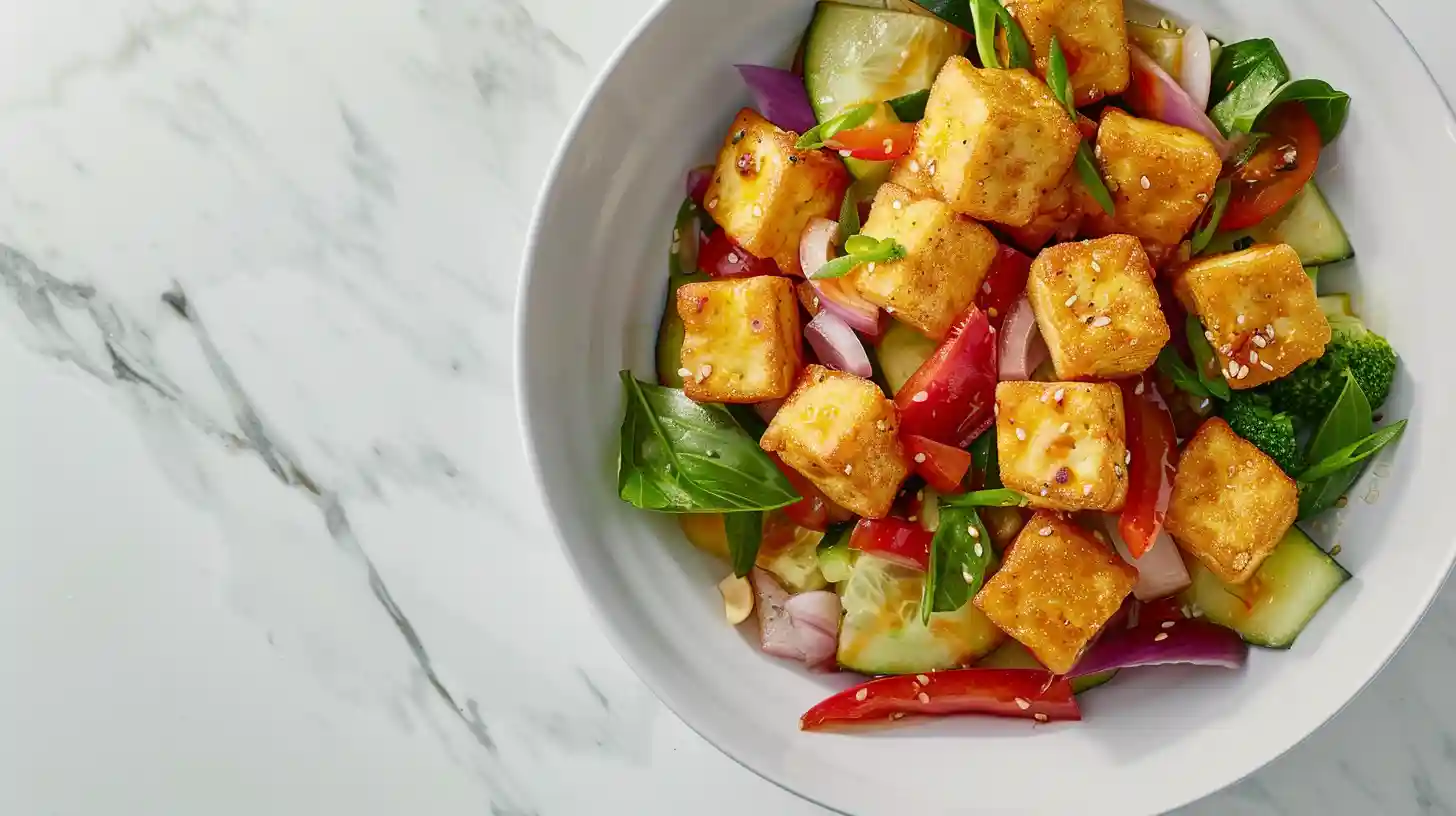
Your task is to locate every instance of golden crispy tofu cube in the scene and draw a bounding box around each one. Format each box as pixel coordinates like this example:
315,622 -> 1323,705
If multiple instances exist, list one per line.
888,155 -> 937,199
1028,234 -> 1170,379
974,511 -> 1136,674
1166,418 -> 1299,583
761,365 -> 909,518
851,184 -> 1000,340
677,277 -> 801,403
703,108 -> 849,276
1082,108 -> 1221,247
1174,244 -> 1331,390
1001,169 -> 1086,253
1001,0 -> 1131,105
995,381 -> 1128,512
910,57 -> 1079,227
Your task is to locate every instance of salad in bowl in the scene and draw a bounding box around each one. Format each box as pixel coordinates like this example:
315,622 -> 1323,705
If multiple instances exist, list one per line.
613,0 -> 1404,731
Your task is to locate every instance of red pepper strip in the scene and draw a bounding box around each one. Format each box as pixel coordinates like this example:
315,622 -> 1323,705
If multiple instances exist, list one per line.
848,517 -> 932,571
800,668 -> 1080,731
823,122 -> 917,161
895,305 -> 998,448
1118,374 -> 1179,558
904,435 -> 972,494
974,245 -> 1032,330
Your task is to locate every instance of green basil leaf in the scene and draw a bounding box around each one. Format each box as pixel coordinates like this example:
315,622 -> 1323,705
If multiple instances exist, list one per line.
1298,420 -> 1407,485
1047,36 -> 1076,119
1298,370 -> 1373,519
887,89 -> 930,123
908,0 -> 974,33
796,103 -> 878,150
969,429 -> 1001,489
1254,79 -> 1351,144
1156,347 -> 1211,399
811,237 -> 908,280
838,183 -> 864,247
669,197 -> 700,277
1190,179 -> 1232,254
617,372 -> 801,512
1207,40 -> 1349,144
1209,53 -> 1292,137
968,0 -> 1002,69
943,488 -> 1028,508
1209,39 -> 1288,109
724,403 -> 769,442
995,6 -> 1034,71
724,511 -> 764,578
923,505 -> 995,622
1075,143 -> 1116,217
1186,316 -> 1232,400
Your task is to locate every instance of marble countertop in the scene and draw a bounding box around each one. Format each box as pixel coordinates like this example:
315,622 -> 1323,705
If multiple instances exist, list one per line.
1,0 -> 1451,813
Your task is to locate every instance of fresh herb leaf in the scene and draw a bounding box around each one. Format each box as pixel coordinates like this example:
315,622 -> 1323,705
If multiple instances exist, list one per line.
817,520 -> 855,553
969,429 -> 1001,489
1231,235 -> 1255,252
1156,347 -> 1211,400
669,197 -> 700,277
812,237 -> 908,280
968,0 -> 1002,69
887,89 -> 930,123
617,372 -> 800,512
1208,39 -> 1289,109
1298,420 -> 1407,484
724,511 -> 764,578
1191,179 -> 1232,254
996,5 -> 1034,71
943,488 -> 1028,508
1047,35 -> 1076,119
838,183 -> 864,246
796,103 -> 878,150
907,0 -> 974,32
1186,316 -> 1232,400
1228,132 -> 1269,168
1045,37 -> 1114,217
1255,79 -> 1351,144
725,403 -> 769,442
1074,143 -> 1115,216
922,505 -> 995,623
1298,369 -> 1373,519
1207,40 -> 1349,144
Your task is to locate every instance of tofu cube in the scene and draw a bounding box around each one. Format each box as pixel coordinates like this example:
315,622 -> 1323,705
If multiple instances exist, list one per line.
1001,0 -> 1131,105
703,108 -> 849,276
995,381 -> 1128,512
1082,108 -> 1221,247
1174,244 -> 1331,389
677,276 -> 801,403
760,365 -> 910,518
888,155 -> 936,199
1166,418 -> 1299,583
852,183 -> 1000,340
1001,168 -> 1086,253
1028,234 -> 1170,379
910,57 -> 1080,227
974,511 -> 1137,674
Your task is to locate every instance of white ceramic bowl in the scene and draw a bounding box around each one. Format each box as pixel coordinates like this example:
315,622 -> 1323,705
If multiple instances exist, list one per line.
518,1 -> 1456,812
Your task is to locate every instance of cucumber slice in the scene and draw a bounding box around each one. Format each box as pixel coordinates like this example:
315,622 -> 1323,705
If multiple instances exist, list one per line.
1180,526 -> 1350,649
876,319 -> 937,394
1203,183 -> 1354,266
977,640 -> 1117,694
655,272 -> 710,387
838,553 -> 1004,674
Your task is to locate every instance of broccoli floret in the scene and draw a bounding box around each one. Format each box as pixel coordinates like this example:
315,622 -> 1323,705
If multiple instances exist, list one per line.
1223,392 -> 1302,475
1267,301 -> 1398,422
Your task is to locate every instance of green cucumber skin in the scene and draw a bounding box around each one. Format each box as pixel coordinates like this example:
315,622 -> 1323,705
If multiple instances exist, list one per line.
1204,183 -> 1354,267
655,273 -> 710,387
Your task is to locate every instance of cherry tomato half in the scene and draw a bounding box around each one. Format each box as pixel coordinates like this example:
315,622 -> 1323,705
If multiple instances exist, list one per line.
698,228 -> 780,278
1118,374 -> 1179,559
895,306 -> 998,448
1220,103 -> 1322,231
975,245 -> 1033,329
848,517 -> 933,571
904,435 -> 973,494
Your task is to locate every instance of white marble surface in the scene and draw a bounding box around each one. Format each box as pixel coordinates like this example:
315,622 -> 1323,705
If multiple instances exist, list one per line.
0,0 -> 1450,813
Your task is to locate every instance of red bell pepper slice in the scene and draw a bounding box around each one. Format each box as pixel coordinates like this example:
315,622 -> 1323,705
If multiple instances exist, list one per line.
974,245 -> 1032,330
769,454 -> 854,532
904,435 -> 972,494
823,122 -> 917,161
895,305 -> 998,448
848,517 -> 932,571
1118,374 -> 1179,559
698,229 -> 779,278
800,668 -> 1080,731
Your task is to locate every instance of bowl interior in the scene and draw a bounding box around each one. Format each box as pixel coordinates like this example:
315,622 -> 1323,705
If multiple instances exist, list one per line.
518,1 -> 1456,812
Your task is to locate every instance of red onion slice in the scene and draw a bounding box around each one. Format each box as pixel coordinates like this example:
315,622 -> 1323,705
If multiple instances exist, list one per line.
1127,46 -> 1232,159
799,217 -> 839,280
735,65 -> 818,135
798,218 -> 884,337
1179,26 -> 1213,113
1107,523 -> 1191,602
751,569 -> 800,660
1070,617 -> 1247,678
686,165 -> 713,206
997,296 -> 1049,381
806,310 -> 873,379
784,591 -> 841,669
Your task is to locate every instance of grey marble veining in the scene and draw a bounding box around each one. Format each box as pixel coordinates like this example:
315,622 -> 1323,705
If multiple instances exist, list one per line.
0,0 -> 1451,813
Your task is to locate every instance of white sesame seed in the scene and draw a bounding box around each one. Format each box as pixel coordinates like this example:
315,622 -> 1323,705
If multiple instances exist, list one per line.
1222,366 -> 1234,380
908,515 -> 918,522
1236,365 -> 1249,380
963,568 -> 976,583
1054,388 -> 1066,402
838,149 -> 853,158
1134,380 -> 1145,395
1034,713 -> 1049,723
914,453 -> 927,463
1094,145 -> 1103,159
993,403 -> 999,416
1204,330 -> 1215,342
892,712 -> 905,720
1059,422 -> 1071,433
844,464 -> 854,475
900,49 -> 911,59
1083,484 -> 1093,496
1249,350 -> 1259,364
1091,260 -> 1102,273
1015,697 -> 1031,710
697,364 -> 713,382
1260,360 -> 1275,371
927,160 -> 937,176
1125,450 -> 1132,465
968,525 -> 980,538
909,160 -> 921,173
856,688 -> 868,701
876,420 -> 888,432
1040,391 -> 1051,403
892,200 -> 903,210
751,205 -> 763,217
1038,526 -> 1053,537
1016,428 -> 1027,441
1065,295 -> 1078,307
677,367 -> 692,378
912,391 -> 929,403
1236,314 -> 1245,325
917,674 -> 931,685
727,252 -> 739,264
707,197 -> 718,210
1265,323 -> 1275,337
1161,620 -> 1175,629
1040,487 -> 1049,496
918,692 -> 931,704
883,139 -> 895,155
974,542 -> 984,557
1196,192 -> 1209,202
983,282 -> 992,294
1114,464 -> 1124,477
866,262 -> 876,273
1253,334 -> 1268,348
1140,175 -> 1151,190
1091,315 -> 1112,328
885,306 -> 894,313
1154,632 -> 1169,642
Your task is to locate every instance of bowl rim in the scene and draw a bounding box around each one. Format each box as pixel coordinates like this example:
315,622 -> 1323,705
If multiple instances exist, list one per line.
514,1 -> 1456,812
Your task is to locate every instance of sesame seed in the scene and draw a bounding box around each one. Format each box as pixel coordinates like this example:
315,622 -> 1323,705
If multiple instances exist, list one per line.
1161,620 -> 1175,629
844,464 -> 854,475
876,420 -> 888,432
1059,422 -> 1070,433
751,205 -> 763,218
697,364 -> 713,382
707,197 -> 718,210
1016,428 -> 1027,441
1114,464 -> 1124,477
1222,366 -> 1234,380
1196,192 -> 1209,202
891,712 -> 905,720
927,160 -> 937,176
1040,487 -> 1049,496
727,252 -> 739,264
1260,360 -> 1274,371
918,692 -> 931,704
912,391 -> 929,403
672,228 -> 681,242
1015,697 -> 1031,710
917,674 -> 931,685
1094,145 -> 1103,159
1083,484 -> 1093,496
677,367 -> 692,378
1054,388 -> 1065,402
885,306 -> 894,313
819,96 -> 833,105
866,262 -> 876,273
983,282 -> 992,294
963,568 -> 976,583
908,515 -> 918,522
1249,350 -> 1259,364
1140,175 -> 1151,189
974,542 -> 984,557
1253,334 -> 1268,348
1038,526 -> 1053,537
909,160 -> 921,173
1065,295 -> 1078,307
968,525 -> 980,538
883,139 -> 895,154
1265,323 -> 1275,337
837,150 -> 852,159
1154,632 -> 1169,642
993,403 -> 999,416
1236,365 -> 1249,380
1236,314 -> 1245,325
914,453 -> 927,463
1134,380 -> 1145,395
1125,450 -> 1132,465
1034,713 -> 1049,723
856,688 -> 868,701
892,200 -> 903,210
1040,391 -> 1050,403
1204,330 -> 1215,342
1090,315 -> 1111,327
1091,260 -> 1102,273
